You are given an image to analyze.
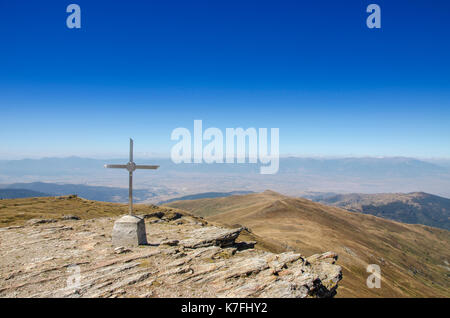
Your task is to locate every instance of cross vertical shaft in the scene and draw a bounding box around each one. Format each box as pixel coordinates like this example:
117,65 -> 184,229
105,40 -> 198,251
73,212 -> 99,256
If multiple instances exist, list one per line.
129,171 -> 133,215
129,139 -> 133,215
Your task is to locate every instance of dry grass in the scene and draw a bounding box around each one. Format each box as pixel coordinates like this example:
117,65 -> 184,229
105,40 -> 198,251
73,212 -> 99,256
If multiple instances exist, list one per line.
0,195 -> 182,227
166,190 -> 450,298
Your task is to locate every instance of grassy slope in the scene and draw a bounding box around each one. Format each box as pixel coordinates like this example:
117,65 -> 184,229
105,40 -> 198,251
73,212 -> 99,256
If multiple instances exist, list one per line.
0,195 -> 286,255
166,191 -> 450,298
0,195 -> 178,227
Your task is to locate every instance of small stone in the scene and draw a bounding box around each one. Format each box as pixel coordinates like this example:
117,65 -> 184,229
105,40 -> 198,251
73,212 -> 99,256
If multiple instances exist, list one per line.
114,246 -> 131,254
61,215 -> 81,221
162,212 -> 182,221
142,212 -> 164,219
27,218 -> 57,225
160,239 -> 179,246
306,251 -> 338,264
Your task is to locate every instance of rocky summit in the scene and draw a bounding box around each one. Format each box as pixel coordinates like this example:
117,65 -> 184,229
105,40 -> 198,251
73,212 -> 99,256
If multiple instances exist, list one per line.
0,209 -> 341,298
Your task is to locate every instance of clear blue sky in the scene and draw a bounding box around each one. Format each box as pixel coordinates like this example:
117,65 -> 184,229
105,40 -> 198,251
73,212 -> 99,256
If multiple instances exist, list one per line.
0,0 -> 449,159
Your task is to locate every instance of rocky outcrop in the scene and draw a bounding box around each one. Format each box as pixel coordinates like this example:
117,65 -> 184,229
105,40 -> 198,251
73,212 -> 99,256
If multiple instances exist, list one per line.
179,227 -> 243,248
0,212 -> 342,298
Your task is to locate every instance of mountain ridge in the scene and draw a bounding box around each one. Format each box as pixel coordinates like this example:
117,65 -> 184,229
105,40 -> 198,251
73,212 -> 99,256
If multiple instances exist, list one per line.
165,191 -> 450,297
309,191 -> 450,230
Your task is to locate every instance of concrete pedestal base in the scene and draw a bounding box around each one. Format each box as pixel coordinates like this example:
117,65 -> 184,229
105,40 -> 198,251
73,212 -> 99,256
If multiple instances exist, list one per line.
112,215 -> 148,247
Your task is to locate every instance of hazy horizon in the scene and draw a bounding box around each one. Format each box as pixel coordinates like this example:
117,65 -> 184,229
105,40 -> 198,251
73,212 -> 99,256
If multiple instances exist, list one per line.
2,156 -> 450,200
2,154 -> 450,161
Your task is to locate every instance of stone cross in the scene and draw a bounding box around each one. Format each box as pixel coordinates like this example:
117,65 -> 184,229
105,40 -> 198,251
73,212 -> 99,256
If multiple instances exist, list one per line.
105,139 -> 159,247
104,138 -> 159,215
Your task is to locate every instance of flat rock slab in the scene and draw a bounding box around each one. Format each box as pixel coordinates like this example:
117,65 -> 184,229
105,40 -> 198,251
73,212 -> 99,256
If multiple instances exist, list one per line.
112,215 -> 148,247
179,227 -> 243,248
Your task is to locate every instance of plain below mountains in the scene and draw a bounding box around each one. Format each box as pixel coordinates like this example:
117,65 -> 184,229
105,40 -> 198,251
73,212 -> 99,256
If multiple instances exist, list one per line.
307,192 -> 450,231
165,191 -> 450,298
0,182 -> 155,203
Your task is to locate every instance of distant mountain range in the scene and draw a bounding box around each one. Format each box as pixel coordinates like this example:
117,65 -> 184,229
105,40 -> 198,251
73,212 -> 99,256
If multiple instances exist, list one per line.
307,192 -> 450,231
165,191 -> 450,298
0,156 -> 448,177
157,191 -> 254,205
1,156 -> 450,199
0,182 -> 154,203
0,189 -> 50,199
276,157 -> 448,178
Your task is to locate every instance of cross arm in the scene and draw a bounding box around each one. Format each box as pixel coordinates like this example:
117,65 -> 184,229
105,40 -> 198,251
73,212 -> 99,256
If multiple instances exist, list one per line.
135,165 -> 159,170
104,164 -> 128,169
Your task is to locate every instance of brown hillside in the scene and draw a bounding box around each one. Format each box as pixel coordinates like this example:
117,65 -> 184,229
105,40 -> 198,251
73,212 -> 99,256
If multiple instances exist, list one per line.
166,191 -> 450,298
312,192 -> 450,230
